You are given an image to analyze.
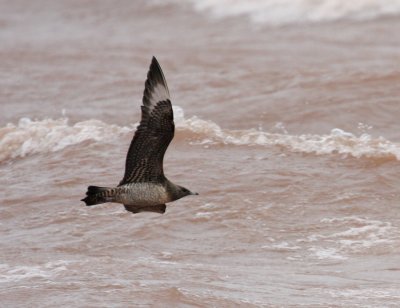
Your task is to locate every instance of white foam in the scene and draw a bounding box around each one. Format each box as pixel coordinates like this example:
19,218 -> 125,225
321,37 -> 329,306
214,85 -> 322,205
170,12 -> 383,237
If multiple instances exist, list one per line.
321,217 -> 398,250
175,107 -> 400,161
0,117 -> 131,162
304,217 -> 399,260
308,247 -> 347,260
0,261 -> 68,283
188,0 -> 400,25
265,241 -> 301,251
2,106 -> 400,162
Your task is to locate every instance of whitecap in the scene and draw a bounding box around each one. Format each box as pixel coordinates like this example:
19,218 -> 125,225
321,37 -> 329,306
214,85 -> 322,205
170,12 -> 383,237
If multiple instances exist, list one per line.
0,261 -> 69,283
2,105 -> 400,162
0,117 -> 131,162
188,0 -> 400,26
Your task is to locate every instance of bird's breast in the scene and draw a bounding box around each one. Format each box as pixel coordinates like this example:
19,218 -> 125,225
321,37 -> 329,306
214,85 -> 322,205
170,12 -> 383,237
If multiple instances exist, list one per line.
115,183 -> 172,206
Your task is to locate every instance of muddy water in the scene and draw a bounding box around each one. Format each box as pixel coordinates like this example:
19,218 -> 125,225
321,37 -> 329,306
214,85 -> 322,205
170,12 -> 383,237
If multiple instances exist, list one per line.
1,0 -> 400,306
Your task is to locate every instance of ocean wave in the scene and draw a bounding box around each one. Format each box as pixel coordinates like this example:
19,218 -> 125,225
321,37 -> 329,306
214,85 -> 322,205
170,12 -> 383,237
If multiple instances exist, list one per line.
0,117 -> 131,162
0,260 -> 69,283
188,0 -> 400,25
175,107 -> 400,161
1,106 -> 399,162
306,217 -> 399,258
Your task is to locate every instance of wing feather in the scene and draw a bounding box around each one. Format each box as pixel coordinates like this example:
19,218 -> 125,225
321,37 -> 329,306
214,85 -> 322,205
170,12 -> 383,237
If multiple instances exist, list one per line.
119,57 -> 174,185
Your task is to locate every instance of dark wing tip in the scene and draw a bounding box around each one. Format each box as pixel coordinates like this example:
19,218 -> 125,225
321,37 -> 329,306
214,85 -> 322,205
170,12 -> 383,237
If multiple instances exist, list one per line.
145,56 -> 170,98
151,56 -> 161,71
151,55 -> 158,65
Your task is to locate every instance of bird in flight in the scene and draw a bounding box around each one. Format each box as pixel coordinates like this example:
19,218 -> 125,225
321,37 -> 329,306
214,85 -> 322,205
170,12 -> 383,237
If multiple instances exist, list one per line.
82,57 -> 198,214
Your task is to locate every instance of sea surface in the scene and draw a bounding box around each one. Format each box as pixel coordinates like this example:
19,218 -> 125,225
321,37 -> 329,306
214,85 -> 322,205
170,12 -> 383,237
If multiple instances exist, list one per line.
1,0 -> 400,307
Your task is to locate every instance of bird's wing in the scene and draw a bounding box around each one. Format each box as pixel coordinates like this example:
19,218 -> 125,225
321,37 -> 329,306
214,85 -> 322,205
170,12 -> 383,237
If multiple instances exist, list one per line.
119,57 -> 174,185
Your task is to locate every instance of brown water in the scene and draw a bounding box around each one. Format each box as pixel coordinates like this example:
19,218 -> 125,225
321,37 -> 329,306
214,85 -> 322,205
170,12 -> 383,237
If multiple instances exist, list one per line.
1,1 -> 400,306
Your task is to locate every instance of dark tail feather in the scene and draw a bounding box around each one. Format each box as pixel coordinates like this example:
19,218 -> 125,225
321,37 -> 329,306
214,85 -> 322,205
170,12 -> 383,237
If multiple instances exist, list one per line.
81,186 -> 114,206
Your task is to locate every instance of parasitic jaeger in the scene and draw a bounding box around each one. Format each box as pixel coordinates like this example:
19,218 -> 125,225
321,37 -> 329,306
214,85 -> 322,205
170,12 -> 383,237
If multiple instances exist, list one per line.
82,57 -> 198,214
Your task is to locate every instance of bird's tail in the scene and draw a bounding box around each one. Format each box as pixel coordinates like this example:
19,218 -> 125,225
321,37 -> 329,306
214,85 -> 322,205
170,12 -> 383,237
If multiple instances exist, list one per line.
81,186 -> 116,206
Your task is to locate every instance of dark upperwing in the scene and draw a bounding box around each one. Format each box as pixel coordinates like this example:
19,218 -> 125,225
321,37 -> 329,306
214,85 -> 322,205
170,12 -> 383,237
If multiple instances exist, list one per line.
119,57 -> 174,185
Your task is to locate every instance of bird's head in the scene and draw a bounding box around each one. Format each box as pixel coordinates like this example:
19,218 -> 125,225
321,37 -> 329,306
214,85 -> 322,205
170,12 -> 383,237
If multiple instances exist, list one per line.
177,185 -> 199,199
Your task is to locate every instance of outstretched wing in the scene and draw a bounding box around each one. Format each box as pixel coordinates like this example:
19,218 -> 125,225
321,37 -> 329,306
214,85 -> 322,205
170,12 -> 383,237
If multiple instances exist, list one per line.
119,57 -> 174,185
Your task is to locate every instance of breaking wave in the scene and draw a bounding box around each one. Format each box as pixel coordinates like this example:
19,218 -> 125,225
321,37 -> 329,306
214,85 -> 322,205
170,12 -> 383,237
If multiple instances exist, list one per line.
188,0 -> 400,25
0,117 -> 131,162
174,107 -> 400,161
0,261 -> 69,283
1,106 -> 400,162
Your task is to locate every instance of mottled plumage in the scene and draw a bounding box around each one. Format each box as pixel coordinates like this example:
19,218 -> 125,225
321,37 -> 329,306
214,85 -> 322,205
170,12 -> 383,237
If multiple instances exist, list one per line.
81,57 -> 197,214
